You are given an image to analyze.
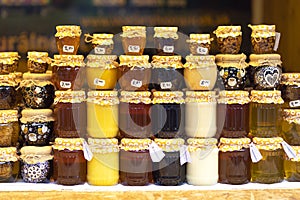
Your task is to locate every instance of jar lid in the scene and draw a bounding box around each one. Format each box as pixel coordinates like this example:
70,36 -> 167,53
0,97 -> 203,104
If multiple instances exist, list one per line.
0,52 -> 19,58
248,24 -> 276,38
121,26 -> 146,38
154,27 -> 178,39
215,54 -> 247,69
87,91 -> 119,105
0,74 -> 18,86
281,73 -> 300,86
290,146 -> 300,162
185,91 -> 216,103
250,90 -> 283,104
52,55 -> 85,67
0,147 -> 18,162
20,146 -> 53,164
120,138 -> 152,151
283,109 -> 300,124
92,33 -> 114,39
0,110 -> 18,123
20,109 -> 54,123
218,90 -> 250,104
249,54 -> 282,67
252,137 -> 283,150
84,33 -> 114,45
151,55 -> 183,69
154,27 -> 178,32
88,138 -> 119,154
55,90 -> 86,103
187,138 -> 218,146
184,55 -> 216,69
119,55 -> 151,68
120,91 -> 151,104
154,138 -> 184,152
219,138 -> 251,152
27,51 -> 48,58
214,25 -> 242,37
53,138 -> 84,151
22,72 -> 52,81
55,25 -> 82,38
122,26 -> 146,32
88,90 -> 118,98
187,34 -> 212,44
153,91 -> 184,104
86,55 -> 118,69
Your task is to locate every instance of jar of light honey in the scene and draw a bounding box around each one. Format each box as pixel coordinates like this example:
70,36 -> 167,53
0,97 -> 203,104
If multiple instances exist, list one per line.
0,147 -> 19,182
55,25 -> 81,55
84,33 -> 114,55
186,34 -> 213,55
121,26 -> 146,55
284,145 -> 300,182
0,110 -> 19,147
281,109 -> 300,145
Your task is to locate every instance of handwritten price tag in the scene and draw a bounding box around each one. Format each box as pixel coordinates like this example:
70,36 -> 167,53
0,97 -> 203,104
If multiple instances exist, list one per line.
60,81 -> 72,89
163,45 -> 174,53
197,47 -> 208,55
199,80 -> 210,87
94,78 -> 105,86
94,47 -> 106,54
289,100 -> 300,108
160,82 -> 172,89
63,45 -> 75,53
128,45 -> 140,53
131,79 -> 142,88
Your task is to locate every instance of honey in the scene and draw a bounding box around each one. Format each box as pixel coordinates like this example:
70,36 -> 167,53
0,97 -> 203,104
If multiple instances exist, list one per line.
55,25 -> 81,55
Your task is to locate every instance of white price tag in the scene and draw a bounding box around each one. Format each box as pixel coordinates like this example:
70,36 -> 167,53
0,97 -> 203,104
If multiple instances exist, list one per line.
163,45 -> 174,53
149,141 -> 165,162
274,32 -> 281,51
83,140 -> 93,161
289,100 -> 300,108
94,47 -> 106,54
63,45 -> 75,53
180,145 -> 192,165
94,78 -> 105,86
60,81 -> 72,89
131,79 -> 142,88
199,79 -> 210,87
128,45 -> 140,53
197,47 -> 208,55
281,141 -> 297,159
250,142 -> 262,163
160,82 -> 172,89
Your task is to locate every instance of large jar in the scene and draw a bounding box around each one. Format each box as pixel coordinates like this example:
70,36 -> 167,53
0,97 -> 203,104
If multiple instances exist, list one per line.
0,74 -> 17,109
249,90 -> 283,137
152,91 -> 185,138
186,34 -> 212,55
186,138 -> 218,186
20,72 -> 55,109
280,73 -> 300,109
214,26 -> 242,54
87,138 -> 119,186
249,54 -> 282,90
184,55 -> 217,91
121,26 -> 146,55
53,138 -> 87,185
0,110 -> 19,147
119,91 -> 152,139
284,145 -> 300,182
219,138 -> 251,185
20,146 -> 53,183
154,27 -> 178,56
54,91 -> 86,138
52,55 -> 85,90
0,52 -> 19,74
217,91 -> 250,138
86,55 -> 119,90
120,138 -> 152,186
55,25 -> 81,55
20,109 -> 54,146
185,91 -> 217,138
0,147 -> 19,182
87,91 -> 119,138
27,51 -> 50,73
151,55 -> 184,91
281,109 -> 300,145
153,138 -> 186,186
251,137 -> 284,184
84,33 -> 114,55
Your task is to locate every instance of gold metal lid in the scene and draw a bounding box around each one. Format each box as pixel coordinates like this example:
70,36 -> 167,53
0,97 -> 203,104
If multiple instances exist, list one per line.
151,55 -> 183,69
20,109 -> 54,123
248,24 -> 276,38
249,54 -> 282,67
0,147 -> 18,162
0,110 -> 18,123
153,91 -> 184,104
215,54 -> 248,69
214,25 -> 242,37
120,91 -> 151,104
154,27 -> 178,39
120,138 -> 152,151
86,55 -> 118,69
119,55 -> 151,68
87,91 -> 119,105
154,138 -> 185,152
55,25 -> 82,38
88,138 -> 119,154
250,90 -> 283,104
281,73 -> 300,86
53,138 -> 84,151
184,55 -> 216,69
185,91 -> 216,103
218,90 -> 250,104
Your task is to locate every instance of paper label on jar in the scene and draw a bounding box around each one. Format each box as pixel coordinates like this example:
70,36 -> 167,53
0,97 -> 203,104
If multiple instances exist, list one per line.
83,140 -> 93,161
94,47 -> 106,54
281,141 -> 297,159
199,79 -> 210,87
274,32 -> 281,51
163,45 -> 174,53
60,81 -> 72,89
128,45 -> 140,53
250,142 -> 263,163
289,100 -> 300,108
94,78 -> 106,86
160,82 -> 172,89
180,145 -> 192,165
197,47 -> 208,55
149,141 -> 165,162
63,45 -> 75,53
131,79 -> 142,88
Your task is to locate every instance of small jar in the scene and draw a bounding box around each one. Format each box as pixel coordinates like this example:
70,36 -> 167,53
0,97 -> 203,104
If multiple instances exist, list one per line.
280,73 -> 300,109
0,147 -> 19,182
27,51 -> 50,73
0,110 -> 19,147
284,146 -> 300,182
86,55 -> 119,90
251,137 -> 284,184
154,27 -> 178,56
249,54 -> 282,90
0,52 -> 19,74
87,138 -> 119,186
84,33 -> 114,55
20,109 -> 54,146
184,55 -> 217,91
118,55 -> 151,91
54,91 -> 86,138
121,26 -> 146,55
0,74 -> 17,109
55,25 -> 81,55
153,138 -> 186,186
52,55 -> 85,90
20,72 -> 55,109
281,109 -> 300,145
53,138 -> 87,185
215,54 -> 248,90
152,91 -> 185,138
219,138 -> 251,184
214,26 -> 242,54
185,91 -> 217,138
119,91 -> 152,139
20,146 -> 53,183
119,138 -> 152,186
186,34 -> 213,55
217,91 -> 250,138
250,90 -> 283,137
87,91 -> 119,138
187,138 -> 218,186
151,55 -> 184,91
248,24 -> 276,54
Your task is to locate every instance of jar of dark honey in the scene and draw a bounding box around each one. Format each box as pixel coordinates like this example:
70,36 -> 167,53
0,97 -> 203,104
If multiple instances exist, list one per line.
84,33 -> 114,55
154,27 -> 178,56
0,74 -> 17,109
214,26 -> 242,54
281,109 -> 300,145
0,110 -> 19,147
0,52 -> 19,74
281,73 -> 300,109
55,25 -> 81,55
121,26 -> 146,55
27,51 -> 50,73
0,147 -> 19,182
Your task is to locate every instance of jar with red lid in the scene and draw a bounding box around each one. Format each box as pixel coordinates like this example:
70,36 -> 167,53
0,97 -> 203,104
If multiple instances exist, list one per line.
55,25 -> 81,55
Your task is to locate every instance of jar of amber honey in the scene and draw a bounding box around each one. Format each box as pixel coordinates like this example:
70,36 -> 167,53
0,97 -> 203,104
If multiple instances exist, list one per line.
284,145 -> 300,182
87,138 -> 119,186
0,110 -> 19,147
0,74 -> 17,109
121,26 -> 146,55
84,33 -> 114,55
187,34 -> 213,55
0,147 -> 19,182
27,51 -> 50,73
214,26 -> 242,54
0,52 -> 19,74
154,27 -> 178,56
120,138 -> 152,186
281,109 -> 300,145
87,91 -> 119,138
55,25 -> 81,55
281,73 -> 300,109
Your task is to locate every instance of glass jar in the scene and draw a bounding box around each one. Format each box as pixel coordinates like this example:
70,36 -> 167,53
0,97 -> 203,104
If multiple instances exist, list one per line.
153,138 -> 186,186
215,54 -> 248,90
118,55 -> 151,91
52,55 -> 85,90
11,72 -> 23,108
187,138 -> 218,186
186,34 -> 213,55
0,52 -> 19,74
281,109 -> 300,145
280,73 -> 300,109
184,55 -> 217,91
154,27 -> 178,56
20,72 -> 55,109
55,25 -> 81,55
0,147 -> 19,182
20,146 -> 53,183
185,91 -> 217,138
213,26 -> 242,54
248,24 -> 276,54
251,137 -> 284,183
151,55 -> 184,91
249,90 -> 283,137
120,138 -> 152,186
20,109 -> 54,146
0,110 -> 19,147
54,91 -> 86,138
87,138 -> 119,186
0,74 -> 17,109
86,55 -> 118,90
119,91 -> 152,139
219,138 -> 251,184
152,91 -> 185,138
27,51 -> 50,73
84,33 -> 114,55
217,91 -> 250,138
87,91 -> 119,138
121,26 -> 146,55
284,145 -> 300,182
